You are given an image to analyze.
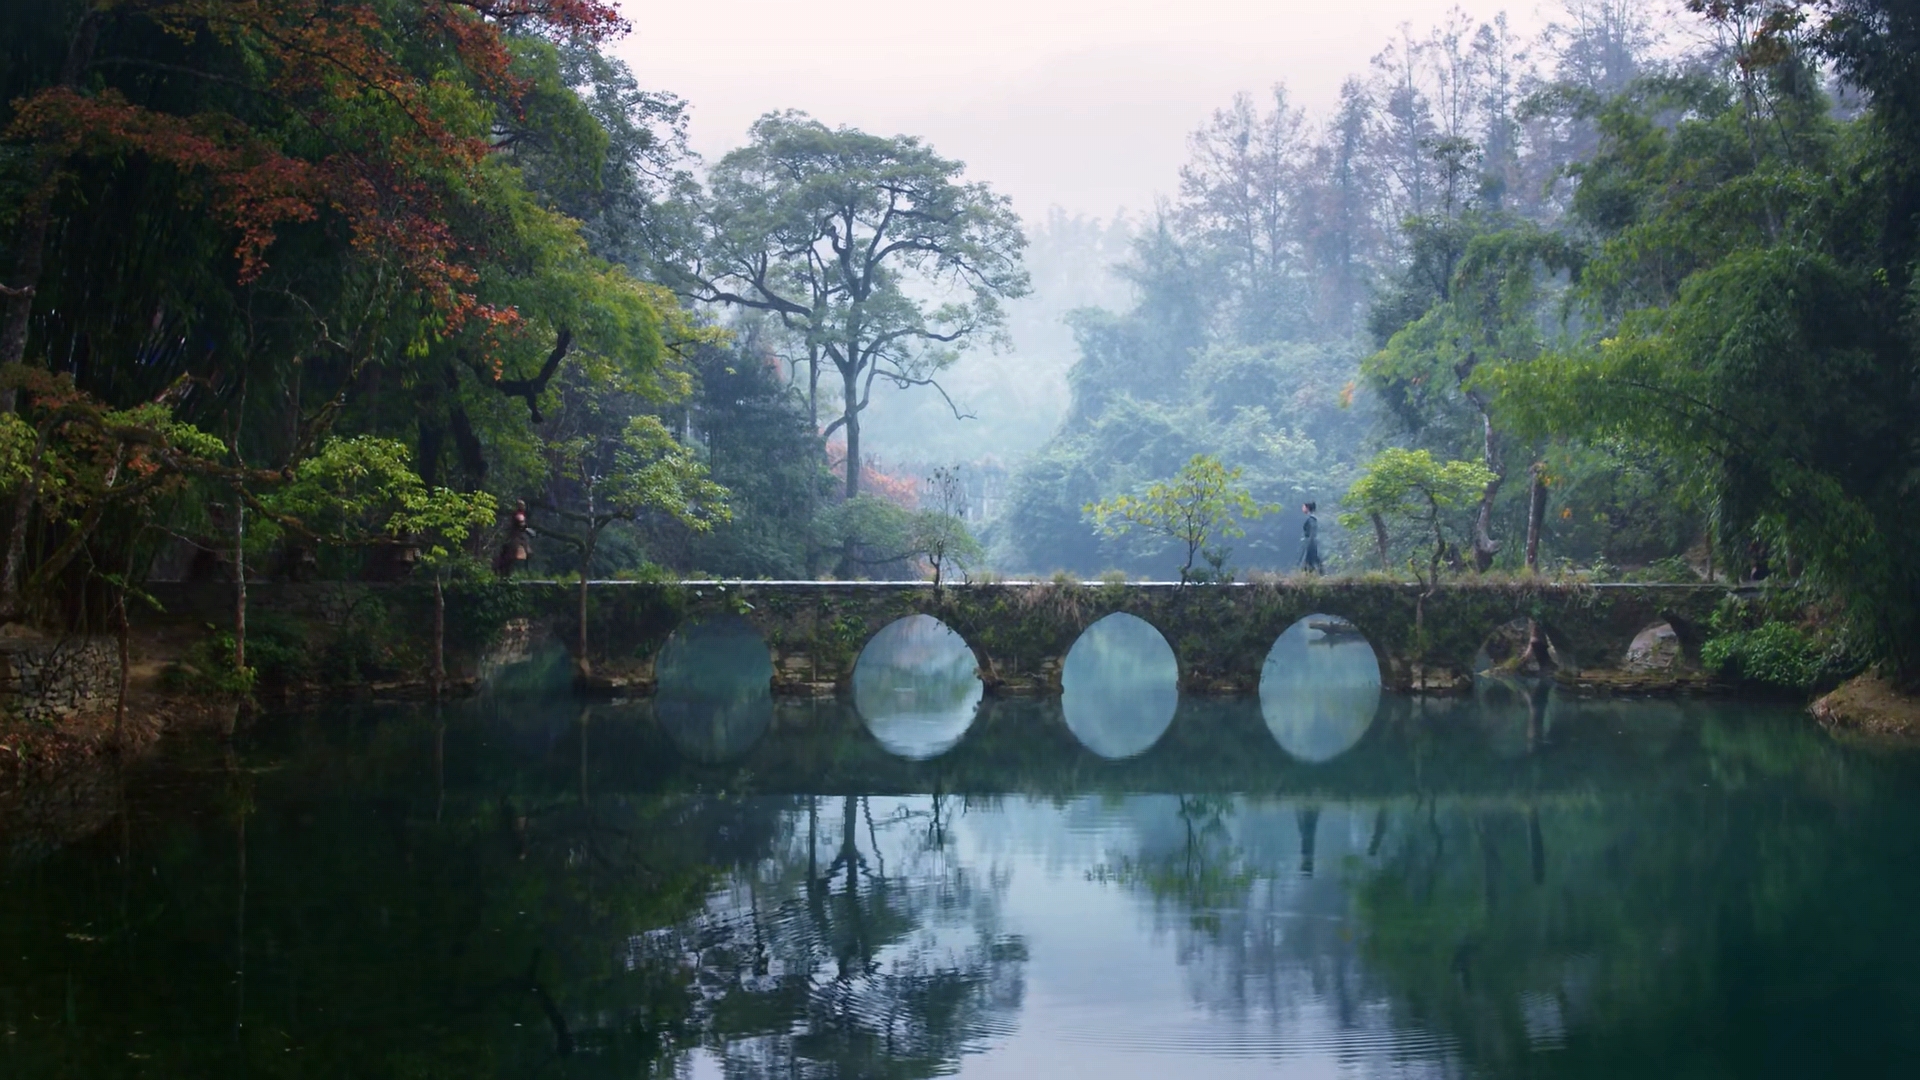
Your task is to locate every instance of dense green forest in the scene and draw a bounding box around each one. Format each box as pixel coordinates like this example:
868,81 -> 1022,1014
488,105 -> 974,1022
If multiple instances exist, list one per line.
1,0 -> 1917,678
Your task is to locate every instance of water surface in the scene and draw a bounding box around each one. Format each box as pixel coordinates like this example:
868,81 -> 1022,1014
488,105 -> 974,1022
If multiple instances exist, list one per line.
4,683 -> 1919,1079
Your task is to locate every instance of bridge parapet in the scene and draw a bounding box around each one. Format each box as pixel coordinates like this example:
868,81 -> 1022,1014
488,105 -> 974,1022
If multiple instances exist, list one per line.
143,579 -> 1730,696
533,579 -> 1728,696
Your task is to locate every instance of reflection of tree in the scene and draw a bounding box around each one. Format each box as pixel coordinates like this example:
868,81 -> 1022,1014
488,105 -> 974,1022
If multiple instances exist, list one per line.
677,794 -> 1026,1079
0,704 -> 790,1077
1086,796 -> 1401,1046
1090,796 -> 1253,929
9,693 -> 1916,1077
1347,755 -> 1920,1077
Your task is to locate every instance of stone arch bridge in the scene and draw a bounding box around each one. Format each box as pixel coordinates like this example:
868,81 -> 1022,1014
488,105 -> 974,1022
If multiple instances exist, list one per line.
536,579 -> 1727,695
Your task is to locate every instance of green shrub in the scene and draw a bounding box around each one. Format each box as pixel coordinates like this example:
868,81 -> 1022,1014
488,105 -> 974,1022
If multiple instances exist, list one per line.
169,628 -> 259,697
438,576 -> 529,653
1702,621 -> 1823,692
1622,555 -> 1700,583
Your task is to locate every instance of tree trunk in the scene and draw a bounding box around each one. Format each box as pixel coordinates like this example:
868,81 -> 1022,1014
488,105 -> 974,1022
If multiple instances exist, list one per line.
842,369 -> 861,499
575,531 -> 595,678
113,579 -> 129,751
233,494 -> 247,679
0,425 -> 52,621
805,344 -> 821,432
1471,410 -> 1504,572
0,12 -> 101,411
431,571 -> 446,701
1424,494 -> 1444,595
1524,462 -> 1548,573
1371,511 -> 1390,572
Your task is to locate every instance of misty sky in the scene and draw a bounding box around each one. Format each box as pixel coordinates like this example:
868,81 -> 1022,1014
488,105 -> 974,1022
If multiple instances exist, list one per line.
616,0 -> 1564,220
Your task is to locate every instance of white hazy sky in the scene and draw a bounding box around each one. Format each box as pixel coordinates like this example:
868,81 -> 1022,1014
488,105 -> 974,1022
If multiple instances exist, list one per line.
614,0 -> 1563,220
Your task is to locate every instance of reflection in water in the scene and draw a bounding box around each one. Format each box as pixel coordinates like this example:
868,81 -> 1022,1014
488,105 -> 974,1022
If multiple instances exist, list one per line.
11,690 -> 1920,1079
653,616 -> 773,761
1062,612 -> 1179,758
1472,674 -> 1554,758
852,614 -> 982,759
1260,614 -> 1383,762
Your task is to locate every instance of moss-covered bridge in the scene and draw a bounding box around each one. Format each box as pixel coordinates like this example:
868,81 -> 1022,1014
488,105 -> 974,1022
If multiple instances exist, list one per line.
151,578 -> 1730,696
537,579 -> 1724,695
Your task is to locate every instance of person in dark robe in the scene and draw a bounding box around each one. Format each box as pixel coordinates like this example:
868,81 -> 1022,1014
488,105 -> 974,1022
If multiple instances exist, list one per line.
496,501 -> 533,577
1299,502 -> 1325,574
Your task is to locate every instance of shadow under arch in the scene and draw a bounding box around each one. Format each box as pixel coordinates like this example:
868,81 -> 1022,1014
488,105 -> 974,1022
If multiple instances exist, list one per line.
1061,611 -> 1180,759
1472,616 -> 1579,677
1259,613 -> 1384,763
654,615 -> 775,762
1623,617 -> 1707,674
853,614 -> 983,760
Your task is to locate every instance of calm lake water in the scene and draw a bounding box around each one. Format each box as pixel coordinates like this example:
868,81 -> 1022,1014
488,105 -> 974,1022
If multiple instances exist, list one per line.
6,616 -> 1920,1078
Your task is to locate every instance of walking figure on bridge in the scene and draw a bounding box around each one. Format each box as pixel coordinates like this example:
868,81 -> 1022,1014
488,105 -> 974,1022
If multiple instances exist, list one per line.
1299,502 -> 1325,574
495,500 -> 533,577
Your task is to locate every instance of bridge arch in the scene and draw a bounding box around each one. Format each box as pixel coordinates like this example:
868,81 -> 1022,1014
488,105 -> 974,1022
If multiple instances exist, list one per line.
1060,612 -> 1180,759
653,615 -> 775,761
851,614 -> 983,760
1258,613 -> 1384,763
367,579 -> 1739,698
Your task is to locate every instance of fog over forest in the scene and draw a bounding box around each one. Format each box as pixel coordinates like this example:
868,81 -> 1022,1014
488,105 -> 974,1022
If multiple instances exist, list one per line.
639,0 -> 1720,577
4,0 -> 1917,680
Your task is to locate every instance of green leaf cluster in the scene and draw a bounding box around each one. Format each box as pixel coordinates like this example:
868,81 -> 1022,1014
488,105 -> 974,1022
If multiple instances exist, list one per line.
1702,622 -> 1825,694
1341,448 -> 1498,586
1085,454 -> 1272,584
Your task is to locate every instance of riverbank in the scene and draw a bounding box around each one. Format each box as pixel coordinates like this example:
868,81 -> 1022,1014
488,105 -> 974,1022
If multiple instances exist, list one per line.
1812,671 -> 1920,741
0,619 -> 235,785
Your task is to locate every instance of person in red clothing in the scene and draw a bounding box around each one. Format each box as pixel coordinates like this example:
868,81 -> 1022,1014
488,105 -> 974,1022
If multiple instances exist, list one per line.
496,501 -> 533,577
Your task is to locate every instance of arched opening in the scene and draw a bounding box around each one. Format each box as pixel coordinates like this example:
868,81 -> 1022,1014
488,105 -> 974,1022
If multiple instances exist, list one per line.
1259,614 -> 1382,763
654,616 -> 774,762
853,614 -> 983,760
1472,617 -> 1575,678
1061,612 -> 1179,759
1624,621 -> 1688,673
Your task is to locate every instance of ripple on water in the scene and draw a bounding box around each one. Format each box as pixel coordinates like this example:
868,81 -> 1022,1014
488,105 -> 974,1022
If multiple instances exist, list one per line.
1045,1017 -> 1460,1061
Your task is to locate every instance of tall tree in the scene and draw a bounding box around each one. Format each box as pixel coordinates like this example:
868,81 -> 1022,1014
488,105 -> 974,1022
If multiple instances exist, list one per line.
1491,2 -> 1920,674
1177,87 -> 1310,343
669,112 -> 1029,499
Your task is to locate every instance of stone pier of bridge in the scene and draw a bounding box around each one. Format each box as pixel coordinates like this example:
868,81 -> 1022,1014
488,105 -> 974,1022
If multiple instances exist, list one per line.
522,579 -> 1728,696
145,579 -> 1732,697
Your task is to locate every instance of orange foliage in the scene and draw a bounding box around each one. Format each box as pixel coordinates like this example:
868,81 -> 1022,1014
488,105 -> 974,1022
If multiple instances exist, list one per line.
5,0 -> 624,334
824,440 -> 919,508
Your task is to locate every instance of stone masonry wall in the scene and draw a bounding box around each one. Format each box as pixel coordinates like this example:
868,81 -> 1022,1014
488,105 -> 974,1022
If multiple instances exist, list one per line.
0,634 -> 119,724
142,580 -> 1732,697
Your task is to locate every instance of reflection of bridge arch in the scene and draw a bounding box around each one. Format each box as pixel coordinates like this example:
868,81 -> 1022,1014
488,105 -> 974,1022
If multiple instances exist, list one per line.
1061,612 -> 1180,759
853,615 -> 983,760
1260,614 -> 1384,763
654,616 -> 775,762
420,579 -> 1739,697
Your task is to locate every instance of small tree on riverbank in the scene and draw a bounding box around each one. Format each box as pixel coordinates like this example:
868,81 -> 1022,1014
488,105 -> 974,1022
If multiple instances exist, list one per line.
262,437 -> 496,699
1085,455 -> 1271,585
1340,448 -> 1496,591
914,466 -> 981,589
538,416 -> 728,677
